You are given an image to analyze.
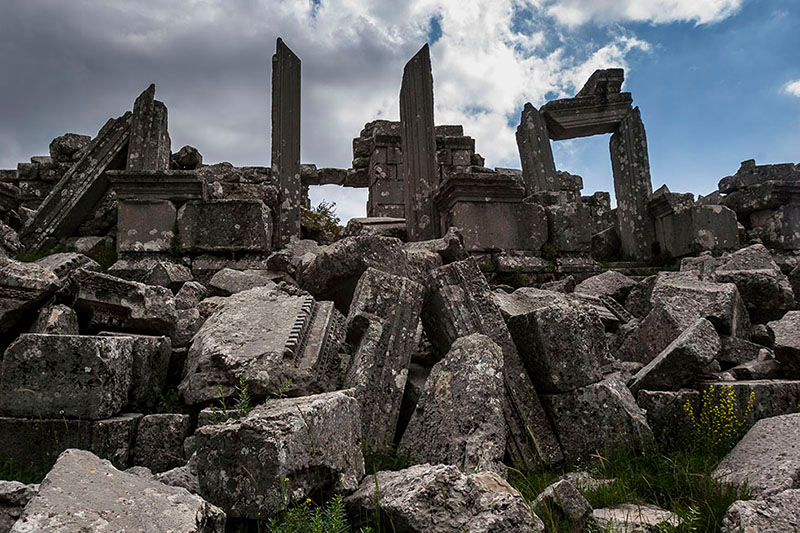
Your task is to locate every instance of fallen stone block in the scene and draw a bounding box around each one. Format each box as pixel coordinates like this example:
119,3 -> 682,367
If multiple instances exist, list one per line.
172,307 -> 203,348
49,133 -> 91,163
207,268 -> 277,296
132,413 -> 191,473
624,274 -> 656,319
345,464 -> 544,533
172,145 -> 203,170
34,252 -> 99,280
266,239 -> 322,279
718,335 -> 764,366
194,390 -> 364,519
541,376 -> 653,461
404,226 -> 468,264
0,257 -> 60,337
156,454 -> 201,495
98,332 -> 171,411
177,199 -> 272,253
713,413 -> 800,498
175,280 -> 209,309
722,489 -> 800,533
27,303 -> 78,335
400,334 -> 506,474
574,270 -> 636,303
532,479 -> 592,533
593,503 -> 679,532
0,334 -> 133,419
179,286 -> 344,405
629,318 -> 720,394
0,481 -> 38,532
768,311 -> 800,378
730,358 -> 781,380
10,449 -> 225,532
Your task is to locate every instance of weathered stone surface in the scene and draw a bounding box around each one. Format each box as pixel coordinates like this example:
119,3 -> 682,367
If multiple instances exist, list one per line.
545,201 -> 592,252
541,77 -> 632,140
194,390 -> 363,519
172,145 -> 203,170
768,311 -> 800,377
177,199 -> 272,253
106,256 -> 191,290
533,480 -> 592,533
346,464 -> 543,533
48,133 -> 91,163
343,268 -> 424,449
126,84 -> 171,171
400,44 -> 439,241
492,288 -> 605,393
72,268 -> 176,335
624,274 -> 656,319
179,286 -> 344,404
629,318 -> 720,394
132,413 -> 191,473
0,334 -> 133,419
593,503 -> 679,532
718,335 -> 764,365
616,295 -> 700,363
541,377 -> 653,461
267,238 -> 322,278
719,159 -> 800,193
422,258 -> 563,467
97,332 -> 171,411
636,389 -> 700,441
516,103 -> 558,193
730,358 -> 781,380
0,257 -> 60,336
610,107 -> 656,261
207,268 -> 277,296
344,217 -> 407,240
27,303 -> 78,335
0,481 -> 37,533
0,413 -> 140,473
34,252 -> 99,280
722,489 -> 800,533
271,38 -> 302,248
301,235 -> 408,313
0,221 -> 21,257
176,280 -> 209,309
20,111 -> 132,253
574,270 -> 636,303
156,454 -> 201,495
713,413 -> 800,498
400,334 -> 505,473
11,449 -> 225,532
117,199 -> 176,252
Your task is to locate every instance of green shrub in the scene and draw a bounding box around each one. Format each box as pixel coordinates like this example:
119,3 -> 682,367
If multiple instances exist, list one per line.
301,200 -> 343,245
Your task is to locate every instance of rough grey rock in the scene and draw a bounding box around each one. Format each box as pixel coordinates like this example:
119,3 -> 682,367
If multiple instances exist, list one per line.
616,295 -> 701,364
345,464 -> 544,533
98,332 -> 171,411
540,275 -> 575,293
541,377 -> 654,461
400,334 -> 506,474
0,334 -> 133,419
0,256 -> 60,336
636,389 -> 700,442
172,145 -> 203,169
629,318 -> 720,394
172,307 -> 204,347
207,268 -> 277,296
768,311 -> 800,378
718,335 -> 764,366
48,133 -> 91,163
177,199 -> 272,254
592,503 -> 679,532
27,304 -> 79,335
0,481 -> 38,533
175,280 -> 209,310
34,252 -> 99,280
344,217 -> 407,240
0,222 -> 21,258
532,479 -> 592,533
730,358 -> 781,380
712,413 -> 800,498
194,390 -> 364,519
343,268 -> 424,449
10,449 -> 225,532
721,489 -> 800,533
404,226 -> 468,264
156,454 -> 201,495
179,286 -> 345,405
197,296 -> 227,318
574,270 -> 636,303
132,413 -> 191,473
624,275 -> 656,319
266,239 -> 322,279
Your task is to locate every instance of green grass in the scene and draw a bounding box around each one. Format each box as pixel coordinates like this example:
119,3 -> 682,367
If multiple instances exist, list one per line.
0,456 -> 49,484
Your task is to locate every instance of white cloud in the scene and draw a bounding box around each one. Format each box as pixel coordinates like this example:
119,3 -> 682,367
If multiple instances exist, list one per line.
784,79 -> 800,97
541,0 -> 744,26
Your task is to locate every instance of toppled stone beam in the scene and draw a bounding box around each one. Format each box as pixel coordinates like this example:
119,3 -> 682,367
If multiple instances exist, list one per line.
516,102 -> 558,193
0,256 -> 61,337
126,84 -> 171,171
271,38 -> 302,248
400,44 -> 439,241
107,169 -> 206,202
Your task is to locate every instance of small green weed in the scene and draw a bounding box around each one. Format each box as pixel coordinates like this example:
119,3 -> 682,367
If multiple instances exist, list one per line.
301,200 -> 343,245
541,242 -> 560,262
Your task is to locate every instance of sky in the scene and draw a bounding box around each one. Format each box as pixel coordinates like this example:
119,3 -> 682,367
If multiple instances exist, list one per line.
0,0 -> 798,222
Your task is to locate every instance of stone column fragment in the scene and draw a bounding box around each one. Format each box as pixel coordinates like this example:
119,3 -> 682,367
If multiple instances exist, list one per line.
126,84 -> 171,171
610,106 -> 656,260
516,103 -> 558,193
400,44 -> 439,241
422,257 -> 563,468
271,38 -> 302,248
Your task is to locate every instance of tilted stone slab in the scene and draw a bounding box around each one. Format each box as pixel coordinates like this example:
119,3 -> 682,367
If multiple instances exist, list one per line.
532,480 -> 593,533
0,334 -> 133,419
194,390 -> 363,519
516,102 -> 558,193
422,257 -> 563,467
616,295 -> 702,363
713,413 -> 800,498
126,83 -> 171,171
0,256 -> 60,336
400,334 -> 506,473
10,449 -> 225,533
345,464 -> 544,533
343,268 -> 424,449
19,112 -> 132,253
179,286 -> 344,405
574,270 -> 636,303
769,311 -> 800,377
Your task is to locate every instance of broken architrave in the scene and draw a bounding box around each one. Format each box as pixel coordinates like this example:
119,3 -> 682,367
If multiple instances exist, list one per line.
516,103 -> 558,194
271,38 -> 302,249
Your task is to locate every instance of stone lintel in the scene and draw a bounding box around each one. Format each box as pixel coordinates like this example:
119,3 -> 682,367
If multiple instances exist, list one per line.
434,173 -> 526,213
540,93 -> 633,140
106,170 -> 206,202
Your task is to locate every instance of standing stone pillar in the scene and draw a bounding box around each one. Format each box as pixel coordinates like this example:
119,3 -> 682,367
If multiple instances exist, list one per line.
127,84 -> 171,171
610,107 -> 656,260
271,38 -> 302,248
400,44 -> 439,241
516,103 -> 558,193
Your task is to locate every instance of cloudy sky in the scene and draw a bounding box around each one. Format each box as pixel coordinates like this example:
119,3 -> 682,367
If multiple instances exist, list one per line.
1,0 -> 798,222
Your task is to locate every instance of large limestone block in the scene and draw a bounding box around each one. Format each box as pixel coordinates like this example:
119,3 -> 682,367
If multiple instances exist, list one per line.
0,257 -> 60,336
132,413 -> 191,473
194,390 -> 364,519
713,413 -> 800,498
345,464 -> 544,533
179,286 -> 344,405
10,449 -> 225,532
541,377 -> 654,461
574,270 -> 636,303
768,311 -> 800,378
516,102 -> 558,193
343,268 -> 424,449
98,332 -> 171,411
177,199 -> 272,253
117,199 -> 176,253
593,503 -> 679,532
207,268 -> 276,296
614,295 -> 700,363
722,489 -> 800,533
0,334 -> 133,419
27,303 -> 79,335
629,318 -> 720,394
400,334 -> 506,474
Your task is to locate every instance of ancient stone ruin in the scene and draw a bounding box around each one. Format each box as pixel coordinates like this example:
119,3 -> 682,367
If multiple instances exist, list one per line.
1,39 -> 800,531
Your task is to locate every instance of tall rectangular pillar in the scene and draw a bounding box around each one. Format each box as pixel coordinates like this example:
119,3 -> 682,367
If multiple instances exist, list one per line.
271,38 -> 302,248
127,84 -> 171,171
400,44 -> 439,241
516,103 -> 558,194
